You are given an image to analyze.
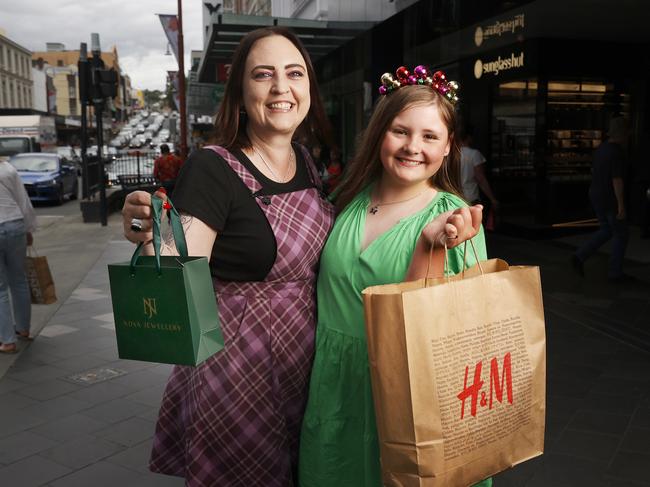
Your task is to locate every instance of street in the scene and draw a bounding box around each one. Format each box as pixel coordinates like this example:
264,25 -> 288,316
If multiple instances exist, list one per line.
32,183 -> 82,218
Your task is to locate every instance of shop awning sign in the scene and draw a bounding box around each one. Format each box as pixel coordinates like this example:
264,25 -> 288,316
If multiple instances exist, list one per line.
187,82 -> 224,116
474,51 -> 525,79
474,13 -> 525,47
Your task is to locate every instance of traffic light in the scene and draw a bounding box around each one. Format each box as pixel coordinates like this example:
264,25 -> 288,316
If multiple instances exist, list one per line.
95,68 -> 118,99
78,51 -> 118,104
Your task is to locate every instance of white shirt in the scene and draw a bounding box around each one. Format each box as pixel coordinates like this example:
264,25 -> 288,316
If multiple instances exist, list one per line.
460,146 -> 486,203
0,161 -> 36,232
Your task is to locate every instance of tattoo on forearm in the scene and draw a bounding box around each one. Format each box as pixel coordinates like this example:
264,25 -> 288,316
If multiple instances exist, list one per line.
180,214 -> 194,232
158,213 -> 196,256
161,228 -> 178,255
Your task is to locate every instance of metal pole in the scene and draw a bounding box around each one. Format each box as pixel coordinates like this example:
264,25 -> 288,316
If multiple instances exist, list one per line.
177,0 -> 188,160
91,33 -> 108,227
137,151 -> 141,186
78,43 -> 89,200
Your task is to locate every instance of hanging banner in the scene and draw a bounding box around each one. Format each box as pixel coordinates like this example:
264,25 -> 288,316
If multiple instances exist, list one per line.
46,76 -> 57,114
158,14 -> 180,63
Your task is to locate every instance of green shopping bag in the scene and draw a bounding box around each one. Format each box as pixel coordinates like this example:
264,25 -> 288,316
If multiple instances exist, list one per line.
107,195 -> 224,366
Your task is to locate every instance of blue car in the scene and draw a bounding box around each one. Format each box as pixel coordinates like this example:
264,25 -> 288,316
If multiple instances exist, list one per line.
9,153 -> 79,205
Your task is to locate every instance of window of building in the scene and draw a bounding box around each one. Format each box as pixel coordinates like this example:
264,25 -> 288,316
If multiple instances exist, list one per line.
69,97 -> 77,115
9,80 -> 15,106
1,78 -> 6,107
14,52 -> 18,75
0,46 -> 4,68
67,74 -> 76,98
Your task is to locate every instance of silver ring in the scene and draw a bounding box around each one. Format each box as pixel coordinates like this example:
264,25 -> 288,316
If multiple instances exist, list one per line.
130,218 -> 143,232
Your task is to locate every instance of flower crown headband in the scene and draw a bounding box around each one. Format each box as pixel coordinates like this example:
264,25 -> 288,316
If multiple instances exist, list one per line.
378,65 -> 459,104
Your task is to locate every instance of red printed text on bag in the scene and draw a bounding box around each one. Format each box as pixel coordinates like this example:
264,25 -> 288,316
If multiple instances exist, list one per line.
457,352 -> 513,419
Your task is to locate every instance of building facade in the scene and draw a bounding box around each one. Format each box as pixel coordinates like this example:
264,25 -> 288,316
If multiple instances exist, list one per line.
273,0 -> 399,21
222,0 -> 271,15
0,31 -> 33,110
312,0 -> 650,229
31,66 -> 47,112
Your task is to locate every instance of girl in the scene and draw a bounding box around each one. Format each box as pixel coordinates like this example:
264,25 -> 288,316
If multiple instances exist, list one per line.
299,68 -> 491,487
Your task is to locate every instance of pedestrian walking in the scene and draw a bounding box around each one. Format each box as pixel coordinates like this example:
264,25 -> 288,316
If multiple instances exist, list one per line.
153,144 -> 183,195
458,122 -> 499,228
323,147 -> 343,195
633,126 -> 650,239
572,116 -> 631,282
0,158 -> 36,354
298,68 -> 490,486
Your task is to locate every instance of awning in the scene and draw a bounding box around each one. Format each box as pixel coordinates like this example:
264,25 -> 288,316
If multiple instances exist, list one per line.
198,13 -> 374,83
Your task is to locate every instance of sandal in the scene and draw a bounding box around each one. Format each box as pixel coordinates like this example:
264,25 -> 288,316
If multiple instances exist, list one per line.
15,332 -> 34,341
0,344 -> 18,354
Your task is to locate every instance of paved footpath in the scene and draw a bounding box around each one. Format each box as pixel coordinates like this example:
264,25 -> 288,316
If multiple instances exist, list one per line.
0,212 -> 183,486
0,211 -> 649,486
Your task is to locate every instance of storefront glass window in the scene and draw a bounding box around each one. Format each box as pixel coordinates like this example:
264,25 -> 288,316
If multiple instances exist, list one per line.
491,78 -> 536,179
546,80 -> 626,183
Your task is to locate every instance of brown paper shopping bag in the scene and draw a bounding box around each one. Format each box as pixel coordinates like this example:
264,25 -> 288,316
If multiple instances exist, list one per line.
25,247 -> 57,304
362,245 -> 546,487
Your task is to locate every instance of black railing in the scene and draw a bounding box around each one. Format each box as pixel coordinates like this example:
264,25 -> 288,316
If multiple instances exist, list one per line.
104,150 -> 157,189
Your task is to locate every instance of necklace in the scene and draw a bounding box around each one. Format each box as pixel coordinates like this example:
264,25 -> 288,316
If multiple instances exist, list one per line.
368,189 -> 426,215
252,145 -> 295,183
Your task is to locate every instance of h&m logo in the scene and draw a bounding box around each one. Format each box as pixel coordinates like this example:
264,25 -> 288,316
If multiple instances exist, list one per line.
457,352 -> 513,419
143,298 -> 157,319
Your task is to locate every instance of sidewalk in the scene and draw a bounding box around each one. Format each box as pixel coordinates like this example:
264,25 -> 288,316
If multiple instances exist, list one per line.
489,230 -> 650,486
0,214 -> 648,486
0,213 -> 183,486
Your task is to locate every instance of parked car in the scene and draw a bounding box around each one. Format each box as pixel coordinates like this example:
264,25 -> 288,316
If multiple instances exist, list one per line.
9,153 -> 78,205
56,145 -> 81,175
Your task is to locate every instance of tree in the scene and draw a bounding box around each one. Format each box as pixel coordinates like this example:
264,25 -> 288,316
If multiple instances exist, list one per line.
142,89 -> 164,108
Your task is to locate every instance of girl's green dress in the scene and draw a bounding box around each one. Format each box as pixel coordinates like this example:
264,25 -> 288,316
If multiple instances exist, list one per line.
299,186 -> 492,487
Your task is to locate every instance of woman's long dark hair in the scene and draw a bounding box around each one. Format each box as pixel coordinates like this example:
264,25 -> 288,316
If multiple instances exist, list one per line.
334,85 -> 462,213
211,27 -> 332,150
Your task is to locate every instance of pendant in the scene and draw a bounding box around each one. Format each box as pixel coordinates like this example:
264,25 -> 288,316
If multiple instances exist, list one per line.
369,206 -> 379,214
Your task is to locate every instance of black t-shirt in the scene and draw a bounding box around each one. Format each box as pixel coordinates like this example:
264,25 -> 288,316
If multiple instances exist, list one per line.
589,141 -> 625,211
172,145 -> 315,281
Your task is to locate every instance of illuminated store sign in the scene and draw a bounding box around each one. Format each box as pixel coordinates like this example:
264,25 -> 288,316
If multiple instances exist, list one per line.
474,14 -> 525,47
474,52 -> 525,79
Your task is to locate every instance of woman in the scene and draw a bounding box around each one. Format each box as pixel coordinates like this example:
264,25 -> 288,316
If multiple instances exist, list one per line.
298,68 -> 491,486
123,27 -> 334,486
0,157 -> 36,353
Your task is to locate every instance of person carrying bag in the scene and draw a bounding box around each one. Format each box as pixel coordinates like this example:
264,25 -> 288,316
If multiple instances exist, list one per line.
362,241 -> 546,486
108,195 -> 224,365
1,159 -> 37,353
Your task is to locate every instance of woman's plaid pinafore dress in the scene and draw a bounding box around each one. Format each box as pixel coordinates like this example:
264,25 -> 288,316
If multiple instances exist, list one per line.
150,145 -> 334,486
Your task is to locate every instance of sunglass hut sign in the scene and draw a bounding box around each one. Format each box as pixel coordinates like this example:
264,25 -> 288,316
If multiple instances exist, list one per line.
474,52 -> 525,79
474,14 -> 525,47
473,13 -> 525,79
